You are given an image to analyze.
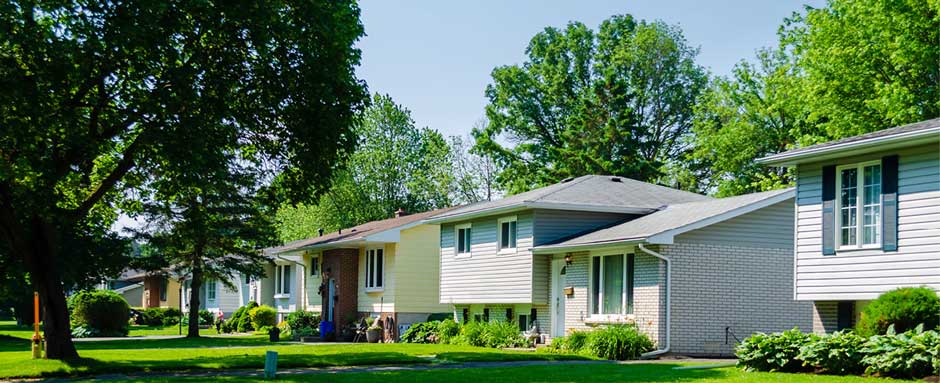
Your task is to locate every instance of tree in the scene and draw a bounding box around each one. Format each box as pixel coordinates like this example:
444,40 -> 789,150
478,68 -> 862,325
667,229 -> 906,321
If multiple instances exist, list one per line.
451,126 -> 501,204
0,1 -> 367,358
132,167 -> 275,337
475,15 -> 707,194
276,94 -> 454,242
781,0 -> 940,139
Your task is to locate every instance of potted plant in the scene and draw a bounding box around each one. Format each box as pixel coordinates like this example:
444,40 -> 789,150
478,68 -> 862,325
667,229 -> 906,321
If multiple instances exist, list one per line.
366,317 -> 383,343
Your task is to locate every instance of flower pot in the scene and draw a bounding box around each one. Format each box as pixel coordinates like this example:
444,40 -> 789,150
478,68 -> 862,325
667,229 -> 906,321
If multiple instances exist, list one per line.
366,328 -> 382,343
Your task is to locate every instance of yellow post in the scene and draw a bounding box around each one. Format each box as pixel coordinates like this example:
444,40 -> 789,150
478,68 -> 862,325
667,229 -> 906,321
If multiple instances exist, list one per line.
31,291 -> 42,359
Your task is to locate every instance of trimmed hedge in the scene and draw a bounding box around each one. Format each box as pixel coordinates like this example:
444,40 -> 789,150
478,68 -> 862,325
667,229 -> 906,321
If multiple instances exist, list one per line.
68,290 -> 130,337
249,305 -> 277,330
855,287 -> 940,337
401,319 -> 529,348
138,307 -> 182,326
222,302 -> 257,333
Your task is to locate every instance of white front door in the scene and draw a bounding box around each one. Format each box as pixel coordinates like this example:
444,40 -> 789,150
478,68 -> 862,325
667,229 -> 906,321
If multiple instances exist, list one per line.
551,257 -> 567,338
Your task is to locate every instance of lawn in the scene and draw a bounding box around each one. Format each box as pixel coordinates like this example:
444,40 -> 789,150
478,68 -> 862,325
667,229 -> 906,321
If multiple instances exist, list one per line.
83,363 -> 915,383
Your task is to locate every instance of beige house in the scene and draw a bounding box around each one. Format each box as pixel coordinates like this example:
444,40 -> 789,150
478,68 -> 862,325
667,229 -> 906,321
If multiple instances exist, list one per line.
266,207 -> 456,340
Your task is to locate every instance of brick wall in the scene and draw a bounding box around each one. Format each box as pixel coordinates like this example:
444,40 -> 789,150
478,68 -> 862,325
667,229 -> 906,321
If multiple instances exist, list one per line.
812,301 -> 839,334
660,242 -> 813,356
321,248 -> 359,326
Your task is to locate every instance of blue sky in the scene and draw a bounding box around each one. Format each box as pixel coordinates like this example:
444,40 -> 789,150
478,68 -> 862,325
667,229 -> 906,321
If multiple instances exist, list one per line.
356,0 -> 825,138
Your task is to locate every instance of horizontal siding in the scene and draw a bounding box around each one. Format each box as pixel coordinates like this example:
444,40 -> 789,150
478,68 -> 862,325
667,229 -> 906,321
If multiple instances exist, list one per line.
532,209 -> 634,246
440,212 -> 535,304
675,199 -> 794,248
794,143 -> 940,300
394,224 -> 451,313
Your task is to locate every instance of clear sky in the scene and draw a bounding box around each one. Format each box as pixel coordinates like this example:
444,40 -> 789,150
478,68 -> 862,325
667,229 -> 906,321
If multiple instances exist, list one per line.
356,0 -> 825,138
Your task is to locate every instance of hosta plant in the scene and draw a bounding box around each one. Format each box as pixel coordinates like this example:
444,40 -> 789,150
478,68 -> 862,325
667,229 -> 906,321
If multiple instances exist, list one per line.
797,330 -> 866,375
861,324 -> 940,379
736,327 -> 817,372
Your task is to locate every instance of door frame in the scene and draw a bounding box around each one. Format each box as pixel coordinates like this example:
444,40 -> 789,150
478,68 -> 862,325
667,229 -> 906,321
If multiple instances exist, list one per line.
550,256 -> 567,338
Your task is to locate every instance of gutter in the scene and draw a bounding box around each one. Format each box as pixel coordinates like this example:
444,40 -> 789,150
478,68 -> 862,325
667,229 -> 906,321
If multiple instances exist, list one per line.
758,126 -> 940,166
638,243 -> 671,358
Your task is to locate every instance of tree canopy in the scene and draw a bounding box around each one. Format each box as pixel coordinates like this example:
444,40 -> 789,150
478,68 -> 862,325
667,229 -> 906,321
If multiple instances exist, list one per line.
0,0 -> 367,358
474,15 -> 707,194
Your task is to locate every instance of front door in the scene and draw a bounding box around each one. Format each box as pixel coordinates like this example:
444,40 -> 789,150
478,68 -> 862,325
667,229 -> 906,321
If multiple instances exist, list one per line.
551,257 -> 567,338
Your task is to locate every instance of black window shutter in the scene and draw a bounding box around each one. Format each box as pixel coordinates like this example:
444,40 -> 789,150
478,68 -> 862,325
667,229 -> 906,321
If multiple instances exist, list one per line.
821,165 -> 837,255
882,155 -> 899,251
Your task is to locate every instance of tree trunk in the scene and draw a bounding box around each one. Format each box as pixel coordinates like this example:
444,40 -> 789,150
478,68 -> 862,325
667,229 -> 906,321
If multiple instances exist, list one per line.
29,219 -> 78,359
187,269 -> 202,338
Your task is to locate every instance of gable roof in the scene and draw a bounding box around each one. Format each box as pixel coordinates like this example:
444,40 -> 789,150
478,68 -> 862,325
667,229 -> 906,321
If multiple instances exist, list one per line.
425,175 -> 711,223
759,118 -> 940,166
267,206 -> 458,255
532,188 -> 794,253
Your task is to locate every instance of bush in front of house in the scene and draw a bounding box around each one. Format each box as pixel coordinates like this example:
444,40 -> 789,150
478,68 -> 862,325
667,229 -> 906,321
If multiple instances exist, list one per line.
736,327 -> 817,372
545,324 -> 653,360
222,302 -> 258,333
199,309 -> 214,326
138,307 -> 182,326
401,321 -> 440,343
855,286 -> 940,337
400,318 -> 528,348
860,324 -> 940,379
797,330 -> 866,375
285,310 -> 320,339
249,305 -> 277,330
68,290 -> 130,337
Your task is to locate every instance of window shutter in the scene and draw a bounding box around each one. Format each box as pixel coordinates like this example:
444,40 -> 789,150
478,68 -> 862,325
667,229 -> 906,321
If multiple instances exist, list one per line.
821,165 -> 836,255
882,155 -> 899,251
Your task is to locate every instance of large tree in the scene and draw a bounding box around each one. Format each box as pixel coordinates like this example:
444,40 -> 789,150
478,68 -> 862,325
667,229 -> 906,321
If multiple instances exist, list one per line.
276,94 -> 454,242
0,1 -> 367,358
474,15 -> 707,194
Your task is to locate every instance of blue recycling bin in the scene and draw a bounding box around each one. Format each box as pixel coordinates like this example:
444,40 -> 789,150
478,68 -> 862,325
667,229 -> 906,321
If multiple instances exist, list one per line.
319,321 -> 335,340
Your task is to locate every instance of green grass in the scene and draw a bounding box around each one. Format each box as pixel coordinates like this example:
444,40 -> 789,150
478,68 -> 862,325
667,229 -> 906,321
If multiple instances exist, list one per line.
75,363 -> 915,383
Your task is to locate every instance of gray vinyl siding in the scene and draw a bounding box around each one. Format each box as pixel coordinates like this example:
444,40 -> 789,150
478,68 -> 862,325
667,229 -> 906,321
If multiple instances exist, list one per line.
675,200 -> 794,248
440,211 -> 535,304
532,209 -> 634,246
794,143 -> 940,301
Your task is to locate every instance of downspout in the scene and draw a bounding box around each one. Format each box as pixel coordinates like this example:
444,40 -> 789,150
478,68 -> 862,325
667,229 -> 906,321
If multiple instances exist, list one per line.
638,243 -> 671,358
275,254 -> 307,311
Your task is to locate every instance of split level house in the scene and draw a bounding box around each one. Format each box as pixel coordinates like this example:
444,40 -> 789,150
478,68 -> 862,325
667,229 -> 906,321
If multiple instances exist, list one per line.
103,269 -> 182,310
759,118 -> 940,334
264,207 -> 456,340
427,175 -> 814,356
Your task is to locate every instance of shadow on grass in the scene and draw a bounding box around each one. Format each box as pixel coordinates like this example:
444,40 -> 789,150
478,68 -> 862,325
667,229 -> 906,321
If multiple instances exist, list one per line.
0,335 -> 28,352
73,335 -> 270,351
435,351 -> 593,363
44,351 -> 430,379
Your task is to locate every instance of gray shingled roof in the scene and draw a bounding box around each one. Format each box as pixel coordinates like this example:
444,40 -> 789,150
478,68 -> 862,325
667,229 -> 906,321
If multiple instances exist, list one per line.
427,175 -> 711,222
760,118 -> 940,164
267,206 -> 458,254
533,188 -> 794,251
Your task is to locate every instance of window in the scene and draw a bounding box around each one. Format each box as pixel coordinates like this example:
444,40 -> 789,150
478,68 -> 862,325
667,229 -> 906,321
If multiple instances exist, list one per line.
207,280 -> 216,301
365,248 -> 384,290
455,224 -> 472,255
275,264 -> 291,295
837,162 -> 882,249
310,256 -> 320,276
498,216 -> 517,252
159,277 -> 168,301
590,254 -> 635,316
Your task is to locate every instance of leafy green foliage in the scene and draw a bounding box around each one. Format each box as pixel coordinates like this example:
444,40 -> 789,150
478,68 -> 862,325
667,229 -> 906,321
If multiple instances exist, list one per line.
400,319 -> 527,348
285,311 -> 320,339
401,321 -> 440,344
138,307 -> 182,326
797,330 -> 866,375
861,325 -> 940,379
582,324 -> 654,360
249,305 -> 277,330
437,319 -> 461,344
476,15 -> 707,194
856,287 -> 940,337
736,328 -> 817,372
67,290 -> 130,337
222,302 -> 258,333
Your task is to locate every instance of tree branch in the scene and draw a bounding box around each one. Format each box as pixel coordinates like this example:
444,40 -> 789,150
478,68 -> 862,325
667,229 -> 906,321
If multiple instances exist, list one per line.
68,130 -> 148,221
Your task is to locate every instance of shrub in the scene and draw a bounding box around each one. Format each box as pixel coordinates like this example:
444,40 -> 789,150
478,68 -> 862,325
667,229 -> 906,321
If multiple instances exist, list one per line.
797,330 -> 866,375
139,307 -> 182,326
237,311 -> 254,332
223,304 -> 250,333
162,308 -> 181,326
454,320 -> 486,347
277,320 -> 291,339
547,330 -> 589,354
583,324 -> 654,360
401,321 -> 440,344
480,320 -> 528,348
68,290 -> 130,337
249,305 -> 277,329
199,309 -> 214,326
861,325 -> 940,379
285,311 -> 320,339
736,327 -> 817,372
856,287 -> 940,337
436,319 -> 460,344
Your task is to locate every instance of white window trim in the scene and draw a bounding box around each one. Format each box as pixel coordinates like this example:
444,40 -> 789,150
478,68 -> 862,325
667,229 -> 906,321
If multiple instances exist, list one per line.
497,216 -> 518,254
835,160 -> 883,251
587,250 -> 633,321
455,223 -> 472,258
365,247 -> 384,292
274,264 -> 291,298
310,255 -> 320,277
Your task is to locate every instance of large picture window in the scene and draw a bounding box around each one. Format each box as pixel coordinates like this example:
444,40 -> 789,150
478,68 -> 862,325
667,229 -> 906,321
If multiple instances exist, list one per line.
498,216 -> 517,251
365,248 -> 384,290
590,254 -> 634,316
837,162 -> 882,249
275,264 -> 291,295
455,224 -> 472,255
